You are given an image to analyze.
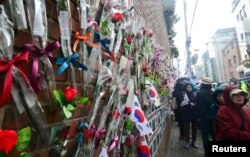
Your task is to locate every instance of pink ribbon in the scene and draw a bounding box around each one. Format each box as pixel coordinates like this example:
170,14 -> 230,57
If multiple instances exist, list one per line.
90,125 -> 106,149
108,136 -> 119,152
24,41 -> 60,90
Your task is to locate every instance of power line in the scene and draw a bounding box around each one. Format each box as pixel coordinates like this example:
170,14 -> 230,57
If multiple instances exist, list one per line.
188,0 -> 199,37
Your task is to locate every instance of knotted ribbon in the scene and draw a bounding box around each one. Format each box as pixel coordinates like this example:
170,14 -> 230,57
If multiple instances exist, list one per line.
73,32 -> 99,52
94,32 -> 111,53
24,41 -> 60,90
55,53 -> 88,76
108,136 -> 119,152
0,52 -> 29,107
90,124 -> 106,149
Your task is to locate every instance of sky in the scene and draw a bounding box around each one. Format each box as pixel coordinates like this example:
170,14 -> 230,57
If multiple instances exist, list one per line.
173,0 -> 235,74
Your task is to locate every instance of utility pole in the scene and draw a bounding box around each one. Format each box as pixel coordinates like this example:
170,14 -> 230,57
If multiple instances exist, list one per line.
183,0 -> 192,79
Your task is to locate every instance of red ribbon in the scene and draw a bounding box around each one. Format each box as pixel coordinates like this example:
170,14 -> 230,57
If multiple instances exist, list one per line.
0,52 -> 29,107
83,129 -> 93,143
24,41 -> 60,90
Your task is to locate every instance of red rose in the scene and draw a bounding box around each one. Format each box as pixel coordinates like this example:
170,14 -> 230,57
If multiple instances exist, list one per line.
59,126 -> 70,139
126,36 -> 133,44
64,87 -> 77,101
110,52 -> 115,61
142,64 -> 148,72
125,135 -> 134,146
148,32 -> 154,37
112,13 -> 124,23
124,106 -> 132,115
0,130 -> 18,154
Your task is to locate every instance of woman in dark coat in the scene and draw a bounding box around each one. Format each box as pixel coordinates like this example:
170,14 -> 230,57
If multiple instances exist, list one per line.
181,82 -> 199,149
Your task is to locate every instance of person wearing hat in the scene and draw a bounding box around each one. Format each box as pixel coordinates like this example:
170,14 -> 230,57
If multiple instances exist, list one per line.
210,86 -> 225,140
196,77 -> 214,157
216,85 -> 250,140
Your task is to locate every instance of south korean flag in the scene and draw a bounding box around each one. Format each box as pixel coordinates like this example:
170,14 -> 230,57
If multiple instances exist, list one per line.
130,96 -> 153,136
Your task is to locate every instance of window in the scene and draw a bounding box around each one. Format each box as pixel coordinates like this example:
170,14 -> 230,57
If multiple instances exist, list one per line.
227,50 -> 230,54
228,59 -> 232,67
233,55 -> 237,63
245,32 -> 250,41
245,54 -> 248,59
241,33 -> 244,40
237,14 -> 240,21
243,5 -> 247,18
240,10 -> 244,20
231,41 -> 234,49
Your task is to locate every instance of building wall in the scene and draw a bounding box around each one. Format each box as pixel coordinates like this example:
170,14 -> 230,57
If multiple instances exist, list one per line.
210,28 -> 236,82
232,0 -> 250,74
222,37 -> 241,82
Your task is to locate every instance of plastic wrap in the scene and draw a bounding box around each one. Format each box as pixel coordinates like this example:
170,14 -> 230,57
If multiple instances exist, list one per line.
56,0 -> 72,56
12,67 -> 49,148
9,0 -> 27,29
86,48 -> 102,84
87,0 -> 100,18
0,5 -> 14,59
26,0 -> 47,47
88,64 -> 112,127
79,0 -> 88,30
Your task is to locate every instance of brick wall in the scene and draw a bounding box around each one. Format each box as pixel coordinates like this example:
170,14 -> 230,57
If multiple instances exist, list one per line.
134,0 -> 171,54
1,0 -> 172,156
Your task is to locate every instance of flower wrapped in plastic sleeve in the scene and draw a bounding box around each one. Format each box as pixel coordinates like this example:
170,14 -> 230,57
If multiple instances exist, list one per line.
53,87 -> 89,119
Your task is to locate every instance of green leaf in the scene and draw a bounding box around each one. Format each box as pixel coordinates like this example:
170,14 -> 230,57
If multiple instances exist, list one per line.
63,106 -> 72,119
101,21 -> 108,28
19,152 -> 30,157
75,97 -> 89,105
16,127 -> 31,151
66,104 -> 76,111
0,152 -> 6,157
53,90 -> 64,106
125,120 -> 134,130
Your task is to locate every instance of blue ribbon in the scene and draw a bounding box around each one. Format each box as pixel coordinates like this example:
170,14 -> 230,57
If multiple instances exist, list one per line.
94,32 -> 111,53
55,53 -> 88,76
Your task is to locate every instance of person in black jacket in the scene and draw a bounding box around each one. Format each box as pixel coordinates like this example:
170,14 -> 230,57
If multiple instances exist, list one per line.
196,77 -> 214,157
181,81 -> 199,149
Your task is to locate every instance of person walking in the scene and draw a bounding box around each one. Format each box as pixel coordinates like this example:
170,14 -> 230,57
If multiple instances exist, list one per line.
216,85 -> 250,140
196,77 -> 214,157
181,81 -> 199,149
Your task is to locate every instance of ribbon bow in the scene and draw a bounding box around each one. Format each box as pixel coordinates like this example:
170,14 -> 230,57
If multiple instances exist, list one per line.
73,32 -> 99,52
55,53 -> 88,76
90,125 -> 106,149
0,52 -> 29,107
94,32 -> 111,53
108,136 -> 119,152
24,41 -> 60,90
